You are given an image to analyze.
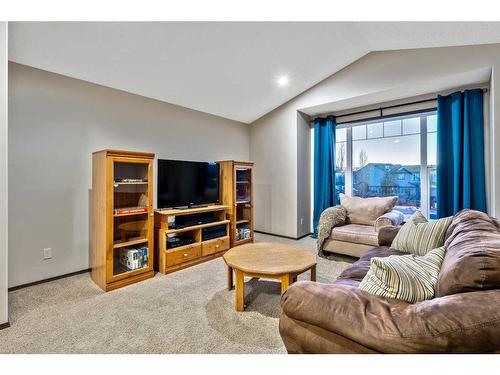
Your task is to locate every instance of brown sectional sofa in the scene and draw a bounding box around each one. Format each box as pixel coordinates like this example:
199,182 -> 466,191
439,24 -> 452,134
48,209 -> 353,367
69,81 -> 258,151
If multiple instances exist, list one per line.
279,209 -> 500,353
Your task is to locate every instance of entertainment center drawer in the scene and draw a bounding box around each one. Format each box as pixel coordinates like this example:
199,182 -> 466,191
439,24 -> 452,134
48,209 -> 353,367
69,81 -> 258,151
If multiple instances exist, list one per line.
166,244 -> 201,267
202,236 -> 230,256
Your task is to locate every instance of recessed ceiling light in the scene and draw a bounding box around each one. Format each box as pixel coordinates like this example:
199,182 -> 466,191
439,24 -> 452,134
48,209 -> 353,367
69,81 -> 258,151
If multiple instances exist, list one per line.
277,75 -> 289,87
394,139 -> 400,143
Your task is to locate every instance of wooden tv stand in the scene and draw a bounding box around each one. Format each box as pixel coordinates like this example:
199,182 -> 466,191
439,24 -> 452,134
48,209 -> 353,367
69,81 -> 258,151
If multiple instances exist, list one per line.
154,205 -> 231,274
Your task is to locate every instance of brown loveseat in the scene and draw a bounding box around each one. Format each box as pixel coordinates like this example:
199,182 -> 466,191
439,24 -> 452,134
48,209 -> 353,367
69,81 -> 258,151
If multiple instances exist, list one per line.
279,209 -> 500,353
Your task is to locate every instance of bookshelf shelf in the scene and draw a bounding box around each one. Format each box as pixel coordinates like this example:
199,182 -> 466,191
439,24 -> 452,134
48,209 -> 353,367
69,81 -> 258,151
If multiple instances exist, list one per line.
113,181 -> 148,185
234,237 -> 253,246
113,237 -> 148,249
165,219 -> 230,235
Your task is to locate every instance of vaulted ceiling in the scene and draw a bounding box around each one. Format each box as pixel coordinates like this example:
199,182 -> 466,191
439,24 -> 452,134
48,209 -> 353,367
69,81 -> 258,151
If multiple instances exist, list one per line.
8,22 -> 500,123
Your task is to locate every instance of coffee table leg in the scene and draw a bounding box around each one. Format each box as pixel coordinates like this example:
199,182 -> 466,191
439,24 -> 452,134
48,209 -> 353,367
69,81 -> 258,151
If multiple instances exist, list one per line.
311,265 -> 317,282
281,274 -> 292,295
227,266 -> 234,290
235,270 -> 245,312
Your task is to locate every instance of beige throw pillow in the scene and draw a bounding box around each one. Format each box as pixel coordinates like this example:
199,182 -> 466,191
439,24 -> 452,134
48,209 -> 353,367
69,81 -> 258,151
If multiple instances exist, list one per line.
359,246 -> 446,303
339,193 -> 397,226
391,211 -> 452,256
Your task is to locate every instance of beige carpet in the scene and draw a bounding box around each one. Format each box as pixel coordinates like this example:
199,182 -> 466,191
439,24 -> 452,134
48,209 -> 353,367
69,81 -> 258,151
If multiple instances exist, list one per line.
0,233 -> 351,354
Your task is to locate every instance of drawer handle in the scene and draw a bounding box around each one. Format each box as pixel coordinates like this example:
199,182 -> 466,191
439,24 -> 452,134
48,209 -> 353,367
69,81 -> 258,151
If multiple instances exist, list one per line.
183,253 -> 188,257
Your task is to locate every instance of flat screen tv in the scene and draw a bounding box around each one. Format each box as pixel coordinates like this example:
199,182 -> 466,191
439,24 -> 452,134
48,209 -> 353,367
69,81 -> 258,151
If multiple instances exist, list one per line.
157,159 -> 220,208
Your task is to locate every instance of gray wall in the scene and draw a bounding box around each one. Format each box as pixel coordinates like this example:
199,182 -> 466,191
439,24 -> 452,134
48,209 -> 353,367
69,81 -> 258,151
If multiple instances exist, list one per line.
250,44 -> 500,238
8,63 -> 250,288
0,23 -> 8,324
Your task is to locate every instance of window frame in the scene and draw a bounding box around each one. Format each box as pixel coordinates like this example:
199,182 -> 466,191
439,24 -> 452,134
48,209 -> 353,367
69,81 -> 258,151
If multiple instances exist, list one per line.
335,110 -> 436,218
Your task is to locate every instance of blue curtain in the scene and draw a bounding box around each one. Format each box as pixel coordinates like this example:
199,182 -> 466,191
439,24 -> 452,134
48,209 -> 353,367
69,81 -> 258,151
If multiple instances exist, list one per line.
437,89 -> 486,218
312,115 -> 336,237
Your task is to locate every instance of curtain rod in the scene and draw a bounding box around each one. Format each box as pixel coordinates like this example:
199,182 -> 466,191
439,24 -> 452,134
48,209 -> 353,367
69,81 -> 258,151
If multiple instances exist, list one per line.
311,88 -> 488,122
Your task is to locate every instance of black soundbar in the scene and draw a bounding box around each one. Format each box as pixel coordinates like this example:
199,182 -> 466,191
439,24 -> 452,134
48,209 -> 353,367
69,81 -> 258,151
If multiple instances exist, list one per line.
175,212 -> 216,227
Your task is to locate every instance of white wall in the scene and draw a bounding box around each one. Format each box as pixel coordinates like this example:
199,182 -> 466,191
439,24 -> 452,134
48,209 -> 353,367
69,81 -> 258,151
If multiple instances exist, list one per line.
250,44 -> 500,238
0,23 -> 8,325
8,63 -> 250,288
296,111 -> 311,238
249,102 -> 299,238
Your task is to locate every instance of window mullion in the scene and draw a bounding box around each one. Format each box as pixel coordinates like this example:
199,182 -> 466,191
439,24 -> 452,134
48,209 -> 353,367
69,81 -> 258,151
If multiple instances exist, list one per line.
346,127 -> 353,196
420,115 -> 428,218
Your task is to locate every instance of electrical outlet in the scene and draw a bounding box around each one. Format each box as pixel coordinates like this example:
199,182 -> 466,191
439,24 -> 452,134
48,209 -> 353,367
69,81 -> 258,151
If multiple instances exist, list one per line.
43,247 -> 52,260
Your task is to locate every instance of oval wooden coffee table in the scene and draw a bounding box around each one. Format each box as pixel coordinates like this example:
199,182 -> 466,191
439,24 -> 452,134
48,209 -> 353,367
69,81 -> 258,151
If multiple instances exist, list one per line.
223,242 -> 317,312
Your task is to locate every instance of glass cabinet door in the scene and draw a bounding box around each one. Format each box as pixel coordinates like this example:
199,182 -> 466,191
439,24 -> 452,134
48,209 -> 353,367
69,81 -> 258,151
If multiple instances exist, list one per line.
110,160 -> 152,279
234,167 -> 252,242
113,161 -> 149,212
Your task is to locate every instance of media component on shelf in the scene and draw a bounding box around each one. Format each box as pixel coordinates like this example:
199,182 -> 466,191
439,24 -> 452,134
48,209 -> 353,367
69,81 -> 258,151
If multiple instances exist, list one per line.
119,246 -> 149,271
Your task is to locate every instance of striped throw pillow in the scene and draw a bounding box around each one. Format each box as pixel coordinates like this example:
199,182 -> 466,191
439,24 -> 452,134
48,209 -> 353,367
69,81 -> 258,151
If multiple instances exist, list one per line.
359,246 -> 446,303
391,211 -> 452,255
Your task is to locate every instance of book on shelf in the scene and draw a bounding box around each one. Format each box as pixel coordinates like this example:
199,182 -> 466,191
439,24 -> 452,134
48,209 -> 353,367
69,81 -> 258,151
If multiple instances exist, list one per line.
114,207 -> 148,215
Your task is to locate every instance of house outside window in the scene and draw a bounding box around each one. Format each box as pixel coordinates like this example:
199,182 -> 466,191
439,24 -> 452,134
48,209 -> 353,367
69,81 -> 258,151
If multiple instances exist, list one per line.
334,111 -> 437,219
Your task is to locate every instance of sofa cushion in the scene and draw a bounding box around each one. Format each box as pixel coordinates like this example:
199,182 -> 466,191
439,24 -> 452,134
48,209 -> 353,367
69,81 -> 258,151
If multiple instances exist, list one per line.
359,246 -> 446,303
322,240 -> 373,259
336,246 -> 406,283
331,224 -> 378,246
339,194 -> 397,225
437,209 -> 500,297
378,225 -> 401,246
391,211 -> 452,255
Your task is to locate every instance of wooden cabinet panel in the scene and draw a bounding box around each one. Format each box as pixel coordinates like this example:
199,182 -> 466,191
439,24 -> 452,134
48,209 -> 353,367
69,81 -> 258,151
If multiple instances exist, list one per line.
155,206 -> 230,274
202,236 -> 230,256
166,244 -> 202,267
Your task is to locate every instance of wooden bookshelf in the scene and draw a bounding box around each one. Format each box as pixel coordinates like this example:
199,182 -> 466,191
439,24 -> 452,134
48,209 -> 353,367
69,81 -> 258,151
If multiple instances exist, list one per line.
154,205 -> 231,274
91,149 -> 155,291
219,161 -> 254,247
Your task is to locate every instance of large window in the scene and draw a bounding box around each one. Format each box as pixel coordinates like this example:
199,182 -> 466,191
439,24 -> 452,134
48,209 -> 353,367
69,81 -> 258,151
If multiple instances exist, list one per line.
337,111 -> 437,218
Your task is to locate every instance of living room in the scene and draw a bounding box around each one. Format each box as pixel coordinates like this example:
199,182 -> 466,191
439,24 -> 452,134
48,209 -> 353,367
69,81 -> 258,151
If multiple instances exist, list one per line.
1,0 -> 500,372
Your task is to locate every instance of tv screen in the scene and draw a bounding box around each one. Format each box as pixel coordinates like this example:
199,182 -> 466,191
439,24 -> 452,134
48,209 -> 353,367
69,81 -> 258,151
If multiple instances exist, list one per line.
157,159 -> 220,208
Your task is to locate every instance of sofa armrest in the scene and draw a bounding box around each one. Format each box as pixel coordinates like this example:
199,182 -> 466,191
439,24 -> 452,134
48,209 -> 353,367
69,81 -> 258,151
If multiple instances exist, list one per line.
316,205 -> 347,254
374,210 -> 404,232
377,225 -> 401,246
280,281 -> 500,353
